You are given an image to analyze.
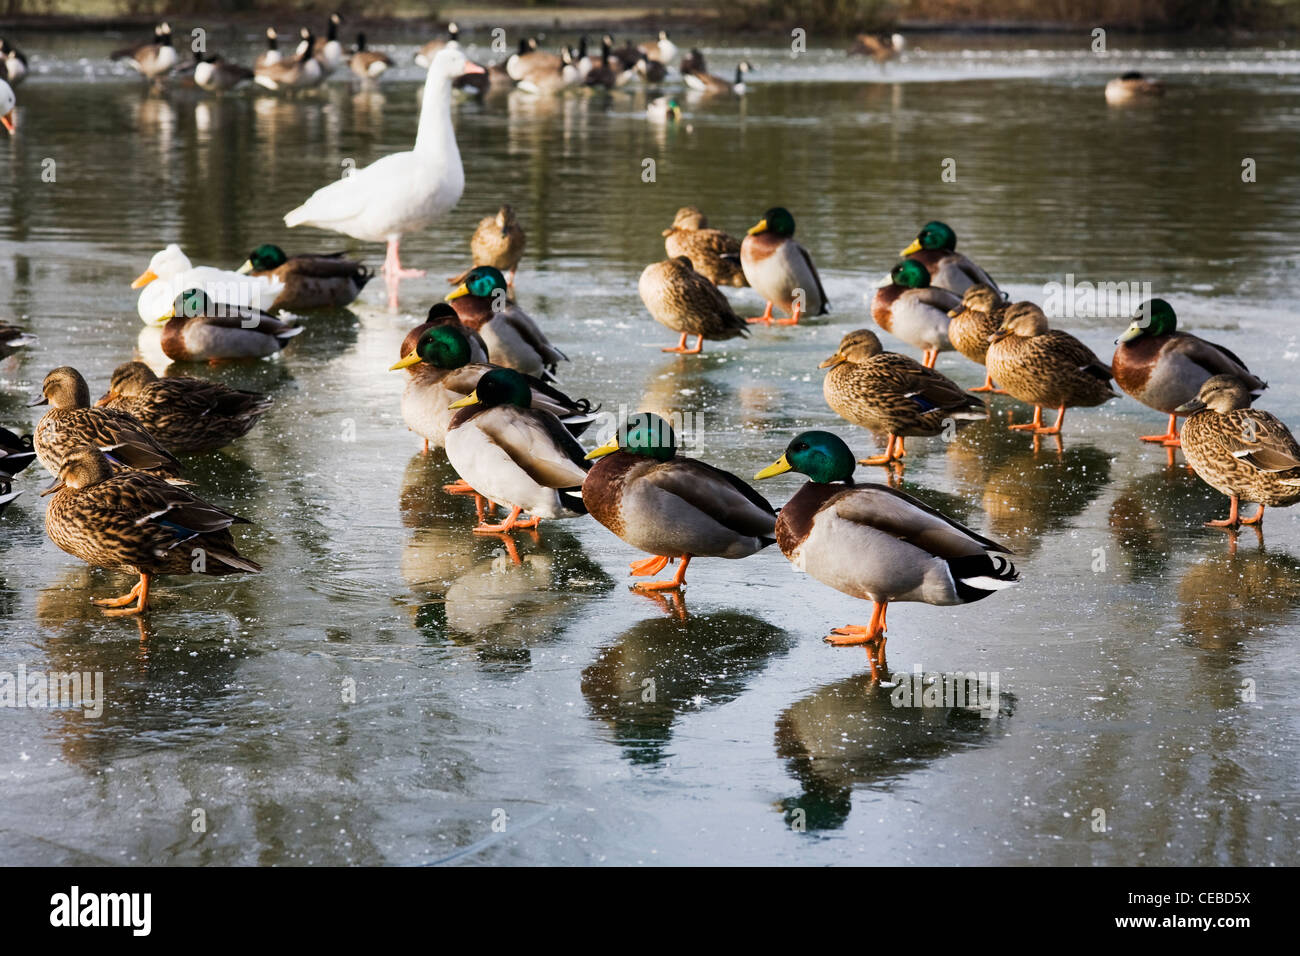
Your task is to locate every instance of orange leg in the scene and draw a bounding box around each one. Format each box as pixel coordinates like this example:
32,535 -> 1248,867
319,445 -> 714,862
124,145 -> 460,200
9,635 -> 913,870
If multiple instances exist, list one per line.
473,506 -> 533,534
1206,495 -> 1242,529
662,332 -> 704,354
1032,405 -> 1066,436
1009,406 -> 1044,431
514,515 -> 541,529
631,555 -> 691,591
746,301 -> 775,325
774,303 -> 802,326
825,601 -> 889,681
444,479 -> 476,495
1240,503 -> 1265,527
921,349 -> 938,368
629,555 -> 671,576
95,573 -> 151,617
422,438 -> 430,454
969,371 -> 1005,394
1139,414 -> 1181,446
858,434 -> 904,467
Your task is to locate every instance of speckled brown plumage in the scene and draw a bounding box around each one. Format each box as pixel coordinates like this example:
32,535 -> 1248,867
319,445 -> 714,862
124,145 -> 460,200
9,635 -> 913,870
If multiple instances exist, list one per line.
985,304 -> 1116,414
662,207 -> 747,288
947,284 -> 1005,367
639,256 -> 748,352
448,205 -> 526,284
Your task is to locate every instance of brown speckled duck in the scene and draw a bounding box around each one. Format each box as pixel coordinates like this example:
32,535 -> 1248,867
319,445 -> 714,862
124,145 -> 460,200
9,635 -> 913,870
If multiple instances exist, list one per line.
662,206 -> 747,288
97,361 -> 273,454
447,205 -> 526,288
820,329 -> 987,468
946,283 -> 1007,392
1113,298 -> 1266,447
985,302 -> 1116,436
1178,375 -> 1300,530
31,366 -> 184,480
638,255 -> 748,354
42,445 -> 261,616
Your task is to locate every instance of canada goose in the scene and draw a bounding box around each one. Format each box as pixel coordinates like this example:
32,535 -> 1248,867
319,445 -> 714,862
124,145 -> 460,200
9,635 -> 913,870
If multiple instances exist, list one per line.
193,54 -> 254,92
255,28 -> 324,91
110,22 -> 177,81
349,33 -> 393,81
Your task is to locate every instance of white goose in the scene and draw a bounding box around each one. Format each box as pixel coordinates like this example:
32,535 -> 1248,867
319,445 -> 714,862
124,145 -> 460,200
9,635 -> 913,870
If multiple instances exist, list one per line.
283,46 -> 483,310
0,79 -> 14,134
131,245 -> 284,327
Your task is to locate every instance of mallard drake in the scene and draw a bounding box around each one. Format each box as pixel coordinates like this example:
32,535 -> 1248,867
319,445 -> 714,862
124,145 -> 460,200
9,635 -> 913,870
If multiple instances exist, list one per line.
415,22 -> 461,69
446,266 -> 566,379
447,205 -> 527,288
350,33 -> 393,82
755,431 -> 1018,681
1113,298 -> 1266,447
159,289 -> 304,362
256,28 -> 324,91
133,244 -> 284,326
820,329 -> 987,468
741,206 -> 829,325
254,28 -> 281,71
0,78 -> 13,134
1106,71 -> 1164,105
985,302 -> 1116,435
1,38 -> 28,86
444,368 -> 590,533
96,361 -> 273,454
646,95 -> 682,122
31,366 -> 184,480
661,206 -> 746,288
311,13 -> 345,75
110,22 -> 177,81
848,33 -> 905,61
42,445 -> 261,616
1177,375 -> 1300,529
639,256 -> 748,354
193,54 -> 253,92
871,259 -> 959,368
684,61 -> 751,96
946,283 -> 1007,391
899,221 -> 1000,296
584,412 -> 777,591
237,243 -> 371,311
0,321 -> 34,357
390,314 -> 596,454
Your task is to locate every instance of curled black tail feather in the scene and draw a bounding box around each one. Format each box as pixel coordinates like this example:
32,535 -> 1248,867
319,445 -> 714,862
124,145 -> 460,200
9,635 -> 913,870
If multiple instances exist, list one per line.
950,553 -> 1020,603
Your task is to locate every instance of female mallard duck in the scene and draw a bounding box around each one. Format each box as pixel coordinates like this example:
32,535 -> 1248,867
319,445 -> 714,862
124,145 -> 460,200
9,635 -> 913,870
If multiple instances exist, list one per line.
446,266 -> 566,380
820,329 -> 987,468
42,445 -> 261,616
1177,375 -> 1300,529
871,259 -> 959,368
110,22 -> 177,82
946,283 -> 1007,392
1113,298 -> 1266,447
754,431 -> 1018,682
350,33 -> 393,82
133,244 -> 284,326
662,206 -> 747,288
96,361 -> 273,454
1105,71 -> 1164,105
0,321 -> 34,358
741,207 -> 829,325
583,412 -> 777,592
31,366 -> 183,480
447,205 -> 526,288
237,243 -> 371,311
390,313 -> 596,454
444,368 -> 590,533
899,221 -> 1001,296
160,289 -> 304,363
985,302 -> 1116,436
638,256 -> 748,354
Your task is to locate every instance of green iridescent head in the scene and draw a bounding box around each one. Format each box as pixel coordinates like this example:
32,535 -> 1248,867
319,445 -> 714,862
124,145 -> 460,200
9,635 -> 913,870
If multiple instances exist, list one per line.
1118,297 -> 1177,343
455,367 -> 531,410
755,430 -> 855,484
244,244 -> 288,272
750,206 -> 795,238
171,288 -> 214,318
586,412 -> 677,462
449,266 -> 508,301
890,258 -> 931,290
902,221 -> 957,255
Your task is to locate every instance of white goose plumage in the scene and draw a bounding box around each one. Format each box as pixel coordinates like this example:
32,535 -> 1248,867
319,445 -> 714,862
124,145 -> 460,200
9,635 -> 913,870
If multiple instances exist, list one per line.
132,245 -> 284,327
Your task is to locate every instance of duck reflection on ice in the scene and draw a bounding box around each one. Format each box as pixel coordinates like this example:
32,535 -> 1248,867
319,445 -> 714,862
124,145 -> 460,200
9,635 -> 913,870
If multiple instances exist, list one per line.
582,611 -> 791,765
1108,463 -> 1216,579
1178,538 -> 1300,651
776,672 -> 1015,831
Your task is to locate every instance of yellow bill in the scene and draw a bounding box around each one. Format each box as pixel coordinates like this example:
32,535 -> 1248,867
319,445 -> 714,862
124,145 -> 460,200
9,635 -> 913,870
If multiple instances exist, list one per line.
236,260 -> 255,275
746,218 -> 768,236
900,239 -> 922,256
448,391 -> 479,409
389,352 -> 421,371
584,437 -> 620,461
1116,322 -> 1144,343
445,283 -> 469,302
754,454 -> 792,480
131,269 -> 158,289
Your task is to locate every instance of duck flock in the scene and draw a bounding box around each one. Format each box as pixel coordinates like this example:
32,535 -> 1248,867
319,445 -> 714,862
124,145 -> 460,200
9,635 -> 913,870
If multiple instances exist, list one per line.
0,20 -> 1278,683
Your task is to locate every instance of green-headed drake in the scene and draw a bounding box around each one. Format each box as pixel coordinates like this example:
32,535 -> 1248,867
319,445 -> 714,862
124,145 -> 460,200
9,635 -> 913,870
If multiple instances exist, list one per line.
870,258 -> 959,368
820,329 -> 987,468
96,361 -> 273,454
31,366 -> 184,481
946,283 -> 1007,392
237,243 -> 372,311
583,412 -> 777,591
390,306 -> 596,455
986,302 -> 1115,436
755,431 -> 1018,682
446,266 -> 567,380
42,444 -> 260,616
740,206 -> 829,325
160,288 -> 303,363
638,255 -> 748,353
1113,298 -> 1266,447
444,367 -> 590,534
1177,375 -> 1300,530
899,221 -> 1001,296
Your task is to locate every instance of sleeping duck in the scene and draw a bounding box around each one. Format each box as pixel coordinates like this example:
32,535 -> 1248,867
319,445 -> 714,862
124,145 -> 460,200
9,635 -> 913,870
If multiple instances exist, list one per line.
237,243 -> 371,310
159,289 -> 303,362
